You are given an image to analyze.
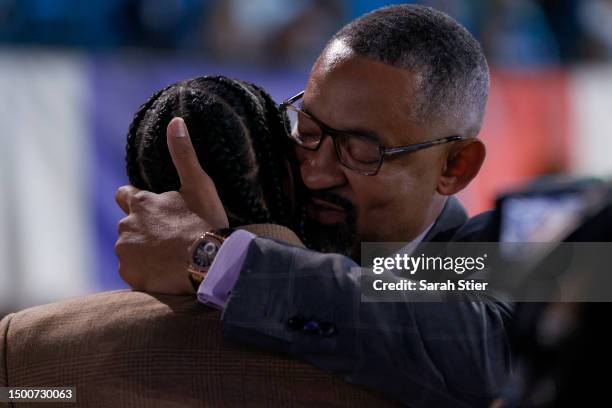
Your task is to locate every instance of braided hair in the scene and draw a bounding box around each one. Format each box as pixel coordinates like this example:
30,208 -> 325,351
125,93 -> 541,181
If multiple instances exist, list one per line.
125,75 -> 294,228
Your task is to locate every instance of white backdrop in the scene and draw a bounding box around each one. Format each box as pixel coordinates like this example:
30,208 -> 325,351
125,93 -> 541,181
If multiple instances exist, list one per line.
0,50 -> 95,311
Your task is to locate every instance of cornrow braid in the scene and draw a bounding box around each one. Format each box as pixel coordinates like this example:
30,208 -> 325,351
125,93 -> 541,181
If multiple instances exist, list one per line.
191,76 -> 278,224
241,83 -> 313,244
125,83 -> 176,190
125,75 -> 296,229
210,77 -> 290,223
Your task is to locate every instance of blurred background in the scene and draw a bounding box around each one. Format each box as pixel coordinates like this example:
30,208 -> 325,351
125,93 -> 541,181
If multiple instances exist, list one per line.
1,0 -> 612,315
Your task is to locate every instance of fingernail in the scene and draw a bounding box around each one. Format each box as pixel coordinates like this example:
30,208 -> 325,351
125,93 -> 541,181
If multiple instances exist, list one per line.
175,117 -> 187,138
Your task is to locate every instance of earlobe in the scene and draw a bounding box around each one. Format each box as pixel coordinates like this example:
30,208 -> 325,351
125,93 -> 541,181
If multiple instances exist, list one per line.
436,139 -> 486,196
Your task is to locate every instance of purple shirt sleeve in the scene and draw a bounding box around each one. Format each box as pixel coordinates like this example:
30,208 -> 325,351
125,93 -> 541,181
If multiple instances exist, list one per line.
196,229 -> 256,309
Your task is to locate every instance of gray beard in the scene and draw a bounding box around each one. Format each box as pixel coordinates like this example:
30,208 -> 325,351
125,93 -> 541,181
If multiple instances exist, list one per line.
300,211 -> 358,259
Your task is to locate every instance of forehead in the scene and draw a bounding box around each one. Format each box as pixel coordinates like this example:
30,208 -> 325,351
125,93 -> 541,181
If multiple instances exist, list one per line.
304,41 -> 428,145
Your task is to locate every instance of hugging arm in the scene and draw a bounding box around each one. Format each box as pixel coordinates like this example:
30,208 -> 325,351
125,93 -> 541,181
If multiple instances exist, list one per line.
221,237 -> 513,408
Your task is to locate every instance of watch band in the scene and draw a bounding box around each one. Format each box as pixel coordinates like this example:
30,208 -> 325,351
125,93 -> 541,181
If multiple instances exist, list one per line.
188,271 -> 205,291
213,227 -> 236,238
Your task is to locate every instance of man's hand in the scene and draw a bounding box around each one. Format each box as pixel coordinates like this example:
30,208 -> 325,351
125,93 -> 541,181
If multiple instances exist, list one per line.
115,117 -> 229,294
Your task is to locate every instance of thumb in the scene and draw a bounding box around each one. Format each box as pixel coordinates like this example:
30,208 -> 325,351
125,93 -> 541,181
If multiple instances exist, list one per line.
167,117 -> 213,195
167,117 -> 228,227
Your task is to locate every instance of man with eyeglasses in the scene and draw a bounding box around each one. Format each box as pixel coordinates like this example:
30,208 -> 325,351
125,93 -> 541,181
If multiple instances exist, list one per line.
116,5 -> 511,407
278,88 -> 472,258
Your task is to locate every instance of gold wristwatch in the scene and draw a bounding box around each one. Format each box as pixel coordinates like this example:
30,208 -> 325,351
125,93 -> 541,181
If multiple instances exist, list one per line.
187,228 -> 235,290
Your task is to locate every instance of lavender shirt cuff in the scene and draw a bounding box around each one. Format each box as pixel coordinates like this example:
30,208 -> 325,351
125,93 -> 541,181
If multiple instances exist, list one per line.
197,229 -> 256,309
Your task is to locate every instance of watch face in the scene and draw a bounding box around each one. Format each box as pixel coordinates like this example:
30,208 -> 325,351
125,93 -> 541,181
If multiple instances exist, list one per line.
192,239 -> 220,268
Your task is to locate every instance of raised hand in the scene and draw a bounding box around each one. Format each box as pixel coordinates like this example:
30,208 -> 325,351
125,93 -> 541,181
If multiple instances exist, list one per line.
115,117 -> 229,294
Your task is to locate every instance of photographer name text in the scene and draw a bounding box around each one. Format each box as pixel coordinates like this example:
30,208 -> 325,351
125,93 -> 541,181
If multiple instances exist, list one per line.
372,278 -> 488,292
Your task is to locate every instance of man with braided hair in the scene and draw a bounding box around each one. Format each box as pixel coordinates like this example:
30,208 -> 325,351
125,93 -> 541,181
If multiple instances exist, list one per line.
115,5 -> 513,408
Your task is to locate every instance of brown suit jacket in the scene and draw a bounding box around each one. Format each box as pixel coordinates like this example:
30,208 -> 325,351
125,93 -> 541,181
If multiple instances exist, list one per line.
0,225 -> 399,407
0,291 -> 399,407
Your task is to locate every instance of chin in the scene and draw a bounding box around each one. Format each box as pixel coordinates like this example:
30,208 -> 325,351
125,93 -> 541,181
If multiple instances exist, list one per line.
300,217 -> 357,258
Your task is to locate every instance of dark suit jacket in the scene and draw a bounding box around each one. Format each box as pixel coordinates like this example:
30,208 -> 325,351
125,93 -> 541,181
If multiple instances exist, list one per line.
221,197 -> 513,408
0,291 -> 399,407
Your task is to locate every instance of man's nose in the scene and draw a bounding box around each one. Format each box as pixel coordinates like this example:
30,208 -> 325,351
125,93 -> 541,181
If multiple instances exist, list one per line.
297,136 -> 346,190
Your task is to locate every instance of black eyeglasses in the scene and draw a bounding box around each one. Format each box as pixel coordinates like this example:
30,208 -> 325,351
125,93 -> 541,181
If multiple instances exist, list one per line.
279,90 -> 463,176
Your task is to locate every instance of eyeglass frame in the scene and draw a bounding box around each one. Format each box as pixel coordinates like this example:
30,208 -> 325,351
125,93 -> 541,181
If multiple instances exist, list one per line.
279,90 -> 464,176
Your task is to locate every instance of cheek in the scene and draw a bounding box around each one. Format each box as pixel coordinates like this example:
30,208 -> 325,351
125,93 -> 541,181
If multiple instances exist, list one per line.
294,145 -> 308,164
350,167 -> 426,211
348,163 -> 437,235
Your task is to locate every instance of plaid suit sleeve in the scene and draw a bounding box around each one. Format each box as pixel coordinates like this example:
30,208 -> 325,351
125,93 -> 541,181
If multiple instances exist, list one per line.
222,237 -> 513,408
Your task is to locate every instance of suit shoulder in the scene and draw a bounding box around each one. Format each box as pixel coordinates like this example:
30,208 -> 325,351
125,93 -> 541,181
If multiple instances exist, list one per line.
5,290 -> 210,345
451,210 -> 497,242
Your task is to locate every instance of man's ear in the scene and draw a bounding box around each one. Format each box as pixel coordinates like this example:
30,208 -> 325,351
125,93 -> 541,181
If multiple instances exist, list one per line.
437,138 -> 486,195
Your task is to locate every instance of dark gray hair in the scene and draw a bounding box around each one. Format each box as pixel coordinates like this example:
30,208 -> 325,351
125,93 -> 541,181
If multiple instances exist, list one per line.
331,4 -> 489,134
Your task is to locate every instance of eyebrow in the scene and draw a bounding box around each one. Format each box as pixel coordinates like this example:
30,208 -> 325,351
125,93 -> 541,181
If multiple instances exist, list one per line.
299,101 -> 381,142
